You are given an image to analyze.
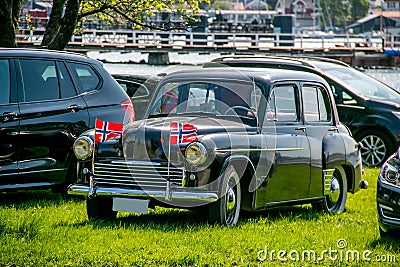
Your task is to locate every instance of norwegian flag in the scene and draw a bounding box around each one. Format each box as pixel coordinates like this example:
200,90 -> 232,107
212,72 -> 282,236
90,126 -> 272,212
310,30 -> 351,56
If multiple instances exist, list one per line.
95,119 -> 123,142
170,122 -> 198,144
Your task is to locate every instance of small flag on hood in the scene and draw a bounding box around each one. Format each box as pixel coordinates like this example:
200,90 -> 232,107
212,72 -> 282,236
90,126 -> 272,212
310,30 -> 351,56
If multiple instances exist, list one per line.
95,119 -> 123,142
170,122 -> 198,144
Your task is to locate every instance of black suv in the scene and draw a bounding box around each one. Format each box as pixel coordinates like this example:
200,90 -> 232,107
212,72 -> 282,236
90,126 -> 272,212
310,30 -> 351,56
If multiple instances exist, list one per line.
208,56 -> 400,166
0,48 -> 133,193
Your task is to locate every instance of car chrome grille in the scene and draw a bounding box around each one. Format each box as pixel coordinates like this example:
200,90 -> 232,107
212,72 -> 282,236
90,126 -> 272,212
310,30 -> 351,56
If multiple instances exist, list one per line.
94,160 -> 185,189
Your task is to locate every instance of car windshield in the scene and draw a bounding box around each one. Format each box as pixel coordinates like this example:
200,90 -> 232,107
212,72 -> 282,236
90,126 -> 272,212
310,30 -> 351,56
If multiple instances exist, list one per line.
149,80 -> 262,124
319,66 -> 400,100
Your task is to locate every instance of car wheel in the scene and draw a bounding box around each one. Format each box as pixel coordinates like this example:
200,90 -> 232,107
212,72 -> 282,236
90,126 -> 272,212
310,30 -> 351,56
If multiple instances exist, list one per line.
313,168 -> 347,214
356,130 -> 394,167
208,165 -> 241,226
86,197 -> 117,220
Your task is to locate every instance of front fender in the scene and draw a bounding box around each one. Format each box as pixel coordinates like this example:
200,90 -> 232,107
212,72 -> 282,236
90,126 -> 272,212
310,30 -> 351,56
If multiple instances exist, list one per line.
217,154 -> 256,210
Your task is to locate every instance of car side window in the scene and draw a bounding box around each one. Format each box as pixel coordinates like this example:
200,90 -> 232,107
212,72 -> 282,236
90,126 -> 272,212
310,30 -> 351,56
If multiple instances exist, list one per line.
69,62 -> 100,93
0,59 -> 10,105
57,61 -> 77,98
342,91 -> 358,105
302,85 -> 331,122
267,85 -> 298,122
19,59 -> 60,102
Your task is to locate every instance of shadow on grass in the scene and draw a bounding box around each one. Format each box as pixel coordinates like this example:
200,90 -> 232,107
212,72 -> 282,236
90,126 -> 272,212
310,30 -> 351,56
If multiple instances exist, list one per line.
242,205 -> 323,222
368,238 -> 400,259
0,190 -> 83,209
70,204 -> 323,232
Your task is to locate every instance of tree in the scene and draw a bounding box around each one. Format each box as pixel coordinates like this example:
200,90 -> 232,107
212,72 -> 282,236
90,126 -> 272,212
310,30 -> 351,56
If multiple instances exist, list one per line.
0,0 -> 21,47
350,0 -> 370,23
42,0 -> 209,50
320,0 -> 369,31
320,0 -> 350,29
0,0 -> 208,50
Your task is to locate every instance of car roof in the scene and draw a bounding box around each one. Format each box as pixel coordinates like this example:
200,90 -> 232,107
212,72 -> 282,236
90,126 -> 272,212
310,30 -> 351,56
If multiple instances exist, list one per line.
0,48 -> 100,64
160,67 -> 328,85
208,55 -> 351,69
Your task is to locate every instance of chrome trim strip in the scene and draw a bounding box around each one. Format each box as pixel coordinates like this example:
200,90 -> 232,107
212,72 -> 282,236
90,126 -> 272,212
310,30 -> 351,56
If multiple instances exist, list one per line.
379,204 -> 394,212
336,104 -> 365,110
215,147 -> 303,153
68,184 -> 218,203
379,205 -> 400,221
18,168 -> 65,175
261,196 -> 323,206
0,182 -> 54,190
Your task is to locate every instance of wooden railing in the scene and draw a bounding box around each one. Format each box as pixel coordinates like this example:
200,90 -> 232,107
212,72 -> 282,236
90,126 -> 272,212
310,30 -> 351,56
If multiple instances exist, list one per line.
16,29 -> 400,50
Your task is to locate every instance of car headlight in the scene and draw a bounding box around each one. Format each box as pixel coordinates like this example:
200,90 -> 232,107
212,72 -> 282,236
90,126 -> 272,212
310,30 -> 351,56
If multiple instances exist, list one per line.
73,136 -> 94,160
380,154 -> 400,187
184,142 -> 207,166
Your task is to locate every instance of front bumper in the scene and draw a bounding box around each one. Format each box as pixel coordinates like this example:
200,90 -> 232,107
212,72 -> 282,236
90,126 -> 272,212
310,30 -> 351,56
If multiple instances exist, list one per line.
377,177 -> 400,232
67,183 -> 219,205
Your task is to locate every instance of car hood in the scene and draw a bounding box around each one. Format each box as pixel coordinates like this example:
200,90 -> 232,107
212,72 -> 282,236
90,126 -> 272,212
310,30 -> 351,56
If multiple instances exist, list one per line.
122,116 -> 255,161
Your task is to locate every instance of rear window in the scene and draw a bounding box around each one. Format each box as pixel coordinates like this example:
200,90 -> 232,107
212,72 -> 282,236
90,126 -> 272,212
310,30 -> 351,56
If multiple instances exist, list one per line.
69,62 -> 100,93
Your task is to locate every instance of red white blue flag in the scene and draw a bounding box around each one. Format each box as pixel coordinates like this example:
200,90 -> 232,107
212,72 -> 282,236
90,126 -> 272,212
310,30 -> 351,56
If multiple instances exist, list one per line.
170,122 -> 198,144
95,119 -> 123,143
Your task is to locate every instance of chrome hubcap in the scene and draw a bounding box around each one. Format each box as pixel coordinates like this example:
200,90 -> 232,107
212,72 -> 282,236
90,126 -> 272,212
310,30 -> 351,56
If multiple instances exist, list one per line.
360,135 -> 386,166
226,186 -> 236,216
329,177 -> 340,204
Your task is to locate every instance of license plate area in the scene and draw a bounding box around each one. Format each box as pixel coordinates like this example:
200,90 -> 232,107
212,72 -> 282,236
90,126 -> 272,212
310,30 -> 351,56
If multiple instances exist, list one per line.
112,198 -> 149,214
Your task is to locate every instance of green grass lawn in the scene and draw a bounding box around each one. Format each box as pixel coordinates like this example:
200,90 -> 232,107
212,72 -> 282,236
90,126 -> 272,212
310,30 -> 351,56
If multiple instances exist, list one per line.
0,168 -> 399,266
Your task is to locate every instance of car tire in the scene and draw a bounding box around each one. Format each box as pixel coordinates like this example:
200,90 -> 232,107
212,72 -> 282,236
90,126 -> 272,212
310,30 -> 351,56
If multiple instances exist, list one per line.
312,167 -> 347,214
356,130 -> 394,167
208,165 -> 241,226
86,197 -> 117,220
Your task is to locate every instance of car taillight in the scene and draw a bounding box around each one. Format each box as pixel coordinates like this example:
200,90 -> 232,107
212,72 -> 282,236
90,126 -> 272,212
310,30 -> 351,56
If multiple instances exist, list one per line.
120,99 -> 135,122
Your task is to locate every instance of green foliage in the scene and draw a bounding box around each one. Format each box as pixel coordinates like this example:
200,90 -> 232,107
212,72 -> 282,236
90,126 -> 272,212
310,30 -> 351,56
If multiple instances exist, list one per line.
211,0 -> 231,10
78,0 -> 210,30
350,0 -> 370,22
320,0 -> 369,29
1,168 -> 399,266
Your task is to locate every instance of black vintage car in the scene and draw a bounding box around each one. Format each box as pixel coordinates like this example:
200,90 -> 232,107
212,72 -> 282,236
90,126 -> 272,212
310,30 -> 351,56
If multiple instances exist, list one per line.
68,67 -> 368,226
377,147 -> 400,237
0,48 -> 133,193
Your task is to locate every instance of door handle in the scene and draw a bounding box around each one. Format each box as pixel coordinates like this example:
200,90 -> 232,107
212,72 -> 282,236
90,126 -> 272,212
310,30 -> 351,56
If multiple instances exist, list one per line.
67,104 -> 84,113
1,112 -> 18,122
328,127 -> 338,132
295,126 -> 306,132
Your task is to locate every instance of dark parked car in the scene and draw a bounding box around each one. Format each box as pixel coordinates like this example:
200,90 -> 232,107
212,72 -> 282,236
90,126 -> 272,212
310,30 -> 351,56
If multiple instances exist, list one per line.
208,56 -> 400,166
68,67 -> 367,226
377,147 -> 400,237
112,73 -> 160,120
0,48 -> 133,193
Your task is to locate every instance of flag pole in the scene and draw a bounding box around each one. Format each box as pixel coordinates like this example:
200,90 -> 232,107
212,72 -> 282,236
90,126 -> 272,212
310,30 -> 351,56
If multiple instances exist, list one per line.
89,118 -> 97,197
165,121 -> 172,201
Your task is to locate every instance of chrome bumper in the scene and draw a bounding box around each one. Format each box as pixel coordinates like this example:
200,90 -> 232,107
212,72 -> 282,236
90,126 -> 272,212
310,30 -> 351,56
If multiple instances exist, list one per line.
67,184 -> 219,204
